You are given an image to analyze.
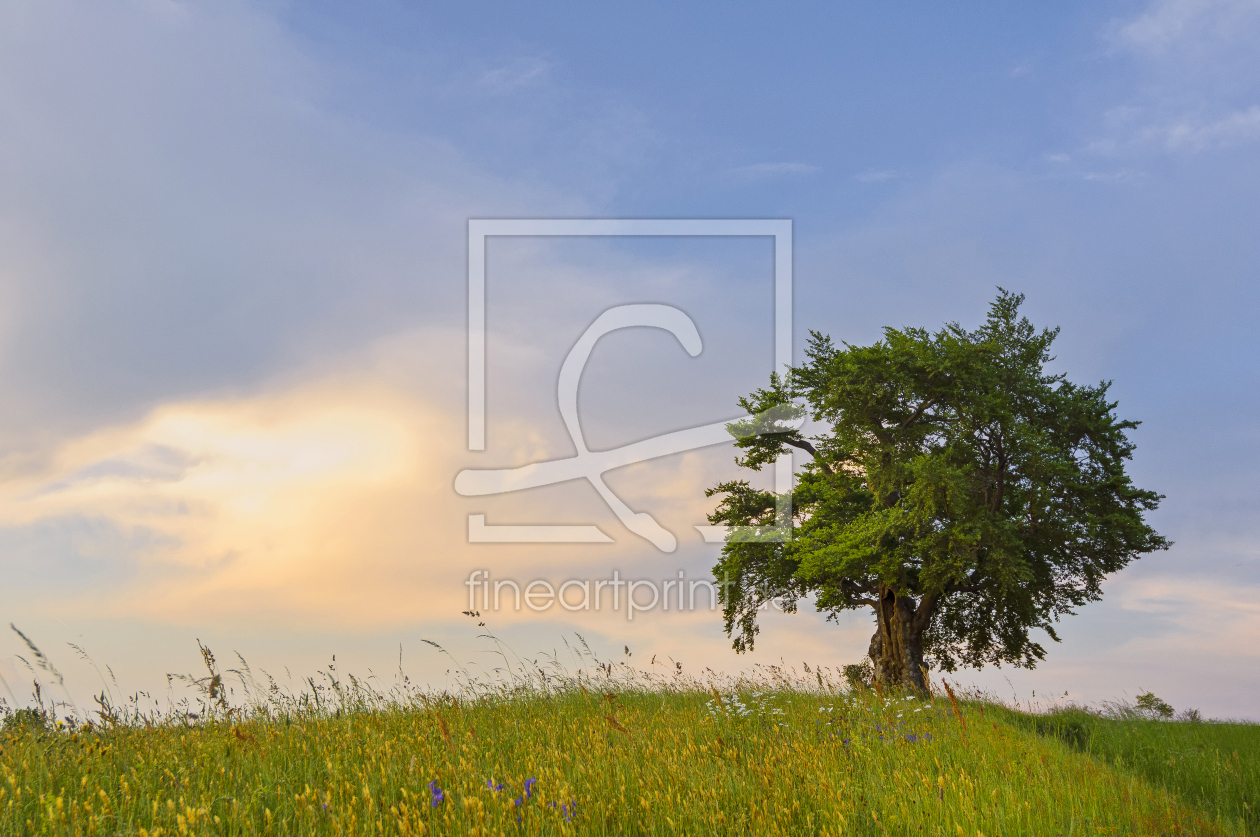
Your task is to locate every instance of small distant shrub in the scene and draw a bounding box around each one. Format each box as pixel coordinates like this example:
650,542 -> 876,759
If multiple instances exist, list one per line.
2,707 -> 49,733
843,661 -> 873,690
1135,692 -> 1175,720
1176,707 -> 1202,723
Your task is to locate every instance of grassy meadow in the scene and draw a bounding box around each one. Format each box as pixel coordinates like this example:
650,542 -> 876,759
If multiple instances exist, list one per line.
1,642 -> 1256,835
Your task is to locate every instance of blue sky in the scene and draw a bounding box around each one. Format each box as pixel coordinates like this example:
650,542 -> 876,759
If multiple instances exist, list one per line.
2,0 -> 1259,719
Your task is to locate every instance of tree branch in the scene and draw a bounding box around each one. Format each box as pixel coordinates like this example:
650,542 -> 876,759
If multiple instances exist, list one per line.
840,579 -> 877,599
781,436 -> 837,474
911,592 -> 938,632
898,396 -> 938,429
945,569 -> 984,594
992,432 -> 1006,513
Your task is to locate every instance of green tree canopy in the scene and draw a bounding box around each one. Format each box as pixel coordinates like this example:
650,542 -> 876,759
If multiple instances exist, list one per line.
708,291 -> 1168,691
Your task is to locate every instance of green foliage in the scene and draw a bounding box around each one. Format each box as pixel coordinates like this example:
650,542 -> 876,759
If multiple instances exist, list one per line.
842,660 -> 873,690
0,707 -> 47,734
709,290 -> 1169,676
1135,690 -> 1176,719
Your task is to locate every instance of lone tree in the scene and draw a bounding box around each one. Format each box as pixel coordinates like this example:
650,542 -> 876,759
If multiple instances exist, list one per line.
708,291 -> 1168,692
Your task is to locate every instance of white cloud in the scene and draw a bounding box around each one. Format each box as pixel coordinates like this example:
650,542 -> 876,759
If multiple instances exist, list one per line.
1082,168 -> 1146,183
1107,571 -> 1260,689
1087,104 -> 1260,157
855,169 -> 906,183
1088,0 -> 1260,158
478,57 -> 552,94
1112,0 -> 1260,55
726,161 -> 819,181
1161,104 -> 1260,150
0,0 -> 594,451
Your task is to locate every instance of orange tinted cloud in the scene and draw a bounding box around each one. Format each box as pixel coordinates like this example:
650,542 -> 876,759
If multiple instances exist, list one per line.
0,370 -> 481,627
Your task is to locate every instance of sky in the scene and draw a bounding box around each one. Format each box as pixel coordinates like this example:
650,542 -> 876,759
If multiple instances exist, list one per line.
2,0 -> 1259,720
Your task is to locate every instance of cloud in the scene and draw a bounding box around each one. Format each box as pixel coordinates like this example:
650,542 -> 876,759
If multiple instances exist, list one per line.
1161,105 -> 1260,150
1101,574 -> 1260,708
478,57 -> 552,93
1111,0 -> 1260,55
1088,104 -> 1260,158
0,361 -> 462,627
855,169 -> 907,183
0,306 -> 761,631
725,162 -> 819,181
1081,168 -> 1146,183
1087,0 -> 1260,159
1088,100 -> 1260,156
0,0 -> 591,453
0,0 -> 789,650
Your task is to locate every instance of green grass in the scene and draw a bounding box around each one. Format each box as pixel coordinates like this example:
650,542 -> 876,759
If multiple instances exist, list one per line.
1,640 -> 1255,835
2,682 -> 1251,835
992,703 -> 1260,835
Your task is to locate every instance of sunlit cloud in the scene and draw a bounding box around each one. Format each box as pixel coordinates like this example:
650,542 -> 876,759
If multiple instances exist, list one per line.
0,363 -> 470,628
1114,575 -> 1260,647
0,328 -> 752,635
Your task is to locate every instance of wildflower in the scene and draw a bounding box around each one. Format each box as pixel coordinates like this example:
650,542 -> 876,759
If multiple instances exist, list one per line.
428,781 -> 445,807
548,798 -> 578,818
486,779 -> 503,792
524,778 -> 538,800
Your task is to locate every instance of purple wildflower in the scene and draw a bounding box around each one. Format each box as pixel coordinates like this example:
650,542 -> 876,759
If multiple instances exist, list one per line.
524,778 -> 537,800
486,779 -> 504,792
428,780 -> 445,807
549,799 -> 579,822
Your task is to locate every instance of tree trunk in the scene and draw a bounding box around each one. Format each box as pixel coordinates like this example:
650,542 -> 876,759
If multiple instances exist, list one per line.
868,584 -> 931,693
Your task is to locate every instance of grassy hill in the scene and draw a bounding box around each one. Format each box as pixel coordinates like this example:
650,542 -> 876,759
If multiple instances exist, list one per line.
1,649 -> 1256,835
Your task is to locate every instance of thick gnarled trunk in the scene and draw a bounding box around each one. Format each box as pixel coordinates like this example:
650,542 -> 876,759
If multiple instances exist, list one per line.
868,585 -> 935,693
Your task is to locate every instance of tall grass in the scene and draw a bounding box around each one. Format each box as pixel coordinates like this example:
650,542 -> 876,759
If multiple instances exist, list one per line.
2,634 -> 1249,835
991,700 -> 1260,835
